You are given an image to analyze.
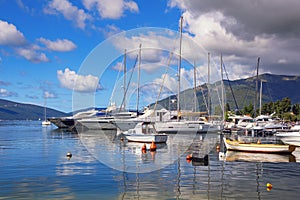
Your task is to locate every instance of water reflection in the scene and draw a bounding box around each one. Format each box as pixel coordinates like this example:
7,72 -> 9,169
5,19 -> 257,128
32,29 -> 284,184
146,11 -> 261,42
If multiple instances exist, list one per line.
219,151 -> 296,163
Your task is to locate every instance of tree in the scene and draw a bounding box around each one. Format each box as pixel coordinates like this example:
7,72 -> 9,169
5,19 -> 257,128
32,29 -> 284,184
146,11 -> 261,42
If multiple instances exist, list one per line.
243,103 -> 253,116
292,104 -> 300,115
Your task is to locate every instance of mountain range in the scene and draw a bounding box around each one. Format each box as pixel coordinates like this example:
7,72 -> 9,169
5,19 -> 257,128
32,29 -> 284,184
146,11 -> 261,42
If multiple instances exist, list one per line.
153,73 -> 300,113
0,99 -> 67,120
1,73 -> 300,120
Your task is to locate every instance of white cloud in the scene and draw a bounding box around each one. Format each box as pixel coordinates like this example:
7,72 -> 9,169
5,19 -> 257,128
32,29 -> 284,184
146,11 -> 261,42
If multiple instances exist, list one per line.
44,0 -> 91,29
44,91 -> 56,98
83,0 -> 139,19
38,38 -> 77,52
168,0 -> 300,78
0,20 -> 26,46
111,62 -> 124,71
16,46 -> 50,63
0,88 -> 18,97
57,68 -> 102,93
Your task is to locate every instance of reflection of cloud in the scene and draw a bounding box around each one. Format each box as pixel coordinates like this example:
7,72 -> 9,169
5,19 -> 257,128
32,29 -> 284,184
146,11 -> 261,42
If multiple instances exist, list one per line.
57,68 -> 102,93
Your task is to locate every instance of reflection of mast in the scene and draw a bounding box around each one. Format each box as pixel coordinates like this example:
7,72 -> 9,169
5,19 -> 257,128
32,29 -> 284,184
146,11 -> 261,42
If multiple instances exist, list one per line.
177,16 -> 183,121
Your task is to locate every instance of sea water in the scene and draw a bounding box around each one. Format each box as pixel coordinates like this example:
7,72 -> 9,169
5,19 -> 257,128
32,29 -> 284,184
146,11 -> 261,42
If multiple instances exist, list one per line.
1,120 -> 300,199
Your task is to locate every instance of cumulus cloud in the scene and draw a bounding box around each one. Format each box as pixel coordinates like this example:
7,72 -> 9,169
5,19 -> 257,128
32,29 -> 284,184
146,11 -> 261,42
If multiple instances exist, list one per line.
38,38 -> 77,52
16,46 -> 50,63
0,20 -> 52,63
57,68 -> 102,93
168,0 -> 300,77
0,20 -> 26,46
43,91 -> 56,98
44,0 -> 91,29
83,0 -> 139,19
0,88 -> 18,97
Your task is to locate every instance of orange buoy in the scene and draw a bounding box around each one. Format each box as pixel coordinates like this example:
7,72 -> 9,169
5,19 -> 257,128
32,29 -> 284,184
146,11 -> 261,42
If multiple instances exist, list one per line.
141,143 -> 147,153
150,141 -> 157,151
257,139 -> 261,144
186,153 -> 193,161
266,183 -> 273,191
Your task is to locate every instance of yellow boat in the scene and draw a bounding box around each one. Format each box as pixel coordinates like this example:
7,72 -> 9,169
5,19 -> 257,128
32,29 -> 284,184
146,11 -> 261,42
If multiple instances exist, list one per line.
223,138 -> 295,154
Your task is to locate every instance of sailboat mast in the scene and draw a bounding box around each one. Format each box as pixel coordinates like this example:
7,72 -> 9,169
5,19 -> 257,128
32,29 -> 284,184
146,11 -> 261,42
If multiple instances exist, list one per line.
44,96 -> 47,121
193,61 -> 197,112
259,80 -> 263,116
254,57 -> 260,117
221,54 -> 225,123
207,52 -> 211,119
177,16 -> 183,121
123,49 -> 127,110
136,44 -> 141,115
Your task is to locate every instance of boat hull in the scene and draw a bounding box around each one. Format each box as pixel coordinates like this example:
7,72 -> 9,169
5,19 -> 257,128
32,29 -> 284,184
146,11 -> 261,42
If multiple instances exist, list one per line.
280,136 -> 300,147
223,138 -> 295,154
124,133 -> 168,143
155,121 -> 210,134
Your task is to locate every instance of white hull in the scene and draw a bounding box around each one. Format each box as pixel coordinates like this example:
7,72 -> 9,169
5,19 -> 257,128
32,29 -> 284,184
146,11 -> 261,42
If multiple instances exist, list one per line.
280,136 -> 300,147
76,118 -> 116,130
111,119 -> 141,131
42,120 -> 51,126
155,121 -> 210,133
124,133 -> 168,143
223,138 -> 295,153
275,131 -> 300,137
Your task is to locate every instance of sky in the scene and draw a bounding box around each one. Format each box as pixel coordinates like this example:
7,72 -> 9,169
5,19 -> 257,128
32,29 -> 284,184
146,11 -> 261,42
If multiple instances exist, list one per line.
0,0 -> 300,113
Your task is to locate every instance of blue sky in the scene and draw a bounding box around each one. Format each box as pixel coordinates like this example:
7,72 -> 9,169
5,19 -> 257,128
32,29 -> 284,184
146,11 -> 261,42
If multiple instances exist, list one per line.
1,0 -> 300,113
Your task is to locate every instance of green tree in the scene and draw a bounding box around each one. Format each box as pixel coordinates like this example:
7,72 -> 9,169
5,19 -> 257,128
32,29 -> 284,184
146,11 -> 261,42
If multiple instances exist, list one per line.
243,103 -> 253,116
292,104 -> 300,115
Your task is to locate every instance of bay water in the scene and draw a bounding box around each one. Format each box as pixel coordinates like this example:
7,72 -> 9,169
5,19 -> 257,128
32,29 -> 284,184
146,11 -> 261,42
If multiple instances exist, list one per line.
1,120 -> 300,199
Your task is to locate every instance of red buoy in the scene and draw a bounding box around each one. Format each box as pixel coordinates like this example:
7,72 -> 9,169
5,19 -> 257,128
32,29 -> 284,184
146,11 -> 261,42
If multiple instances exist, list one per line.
141,143 -> 147,154
150,141 -> 157,151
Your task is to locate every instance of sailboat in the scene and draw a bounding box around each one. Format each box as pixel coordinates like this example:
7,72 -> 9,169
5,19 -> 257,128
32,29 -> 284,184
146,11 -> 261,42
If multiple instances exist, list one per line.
42,96 -> 51,126
154,16 -> 212,134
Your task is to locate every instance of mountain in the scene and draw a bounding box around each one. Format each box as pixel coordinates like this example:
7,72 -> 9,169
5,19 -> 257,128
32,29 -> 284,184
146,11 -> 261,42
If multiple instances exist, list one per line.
224,73 -> 300,110
152,73 -> 300,113
0,99 -> 67,120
